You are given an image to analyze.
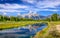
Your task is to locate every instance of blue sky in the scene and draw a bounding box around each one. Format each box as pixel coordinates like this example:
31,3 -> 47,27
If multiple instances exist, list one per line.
0,0 -> 60,16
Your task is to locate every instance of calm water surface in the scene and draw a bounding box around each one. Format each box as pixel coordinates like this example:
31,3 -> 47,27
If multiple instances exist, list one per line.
0,23 -> 47,38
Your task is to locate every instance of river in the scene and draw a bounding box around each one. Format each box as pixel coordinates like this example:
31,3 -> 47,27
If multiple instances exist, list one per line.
0,23 -> 47,38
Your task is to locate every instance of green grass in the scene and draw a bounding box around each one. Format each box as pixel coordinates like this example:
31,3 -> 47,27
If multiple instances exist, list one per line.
0,21 -> 60,38
0,21 -> 44,30
34,21 -> 60,38
0,21 -> 59,30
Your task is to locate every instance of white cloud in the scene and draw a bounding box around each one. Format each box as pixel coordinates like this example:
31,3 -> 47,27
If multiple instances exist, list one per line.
3,12 -> 7,15
0,9 -> 20,12
0,3 -> 30,13
0,0 -> 60,14
30,7 -> 59,11
22,0 -> 36,4
20,0 -> 60,13
22,0 -> 60,8
24,7 -> 59,12
0,3 -> 29,9
17,13 -> 21,15
36,0 -> 60,8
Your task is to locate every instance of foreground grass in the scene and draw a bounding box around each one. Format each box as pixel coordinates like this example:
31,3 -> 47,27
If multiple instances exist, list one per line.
0,21 -> 45,30
0,21 -> 60,38
34,21 -> 60,38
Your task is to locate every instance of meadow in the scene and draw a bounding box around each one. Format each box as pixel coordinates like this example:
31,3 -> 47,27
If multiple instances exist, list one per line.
34,21 -> 60,38
0,21 -> 47,30
0,21 -> 59,29
0,21 -> 60,38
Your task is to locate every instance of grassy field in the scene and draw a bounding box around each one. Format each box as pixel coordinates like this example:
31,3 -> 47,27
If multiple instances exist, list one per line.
0,21 -> 60,38
34,22 -> 60,38
0,21 -> 59,30
0,21 -> 48,30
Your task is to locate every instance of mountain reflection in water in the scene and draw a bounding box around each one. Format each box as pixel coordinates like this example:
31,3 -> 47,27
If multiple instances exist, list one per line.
0,23 -> 47,38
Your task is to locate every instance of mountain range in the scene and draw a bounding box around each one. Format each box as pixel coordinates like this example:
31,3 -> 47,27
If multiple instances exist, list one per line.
22,11 -> 47,20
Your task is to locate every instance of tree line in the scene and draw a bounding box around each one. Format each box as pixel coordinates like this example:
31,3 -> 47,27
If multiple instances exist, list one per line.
0,13 -> 60,21
45,13 -> 60,21
0,15 -> 34,21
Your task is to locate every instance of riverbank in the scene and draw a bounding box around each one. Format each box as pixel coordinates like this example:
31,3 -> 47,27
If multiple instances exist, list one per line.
34,22 -> 60,38
0,22 -> 48,38
0,21 -> 48,30
0,21 -> 60,38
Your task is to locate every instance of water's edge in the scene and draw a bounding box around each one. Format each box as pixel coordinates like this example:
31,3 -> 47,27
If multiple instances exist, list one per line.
0,23 -> 47,38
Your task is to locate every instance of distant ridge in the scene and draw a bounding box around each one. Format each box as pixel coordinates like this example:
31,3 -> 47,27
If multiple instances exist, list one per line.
22,11 -> 46,20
